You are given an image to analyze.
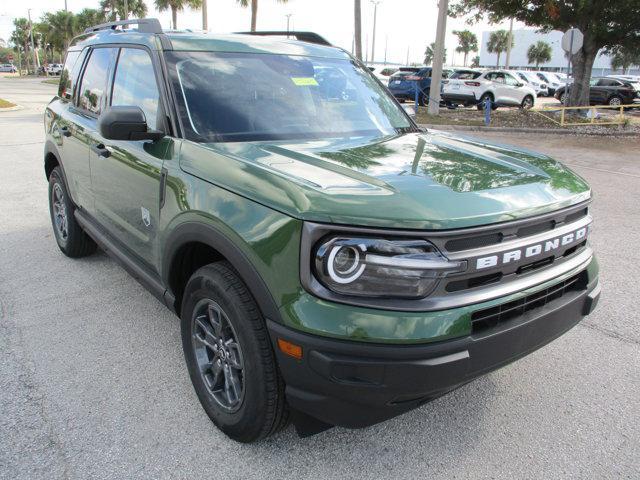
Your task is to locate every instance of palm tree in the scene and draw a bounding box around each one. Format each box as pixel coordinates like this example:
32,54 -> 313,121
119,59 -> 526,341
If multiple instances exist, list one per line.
43,11 -> 76,55
155,0 -> 202,29
202,0 -> 208,30
486,30 -> 513,67
527,41 -> 552,68
453,30 -> 477,67
10,18 -> 31,73
75,8 -> 107,32
423,42 -> 446,66
236,0 -> 289,32
354,0 -> 362,60
609,46 -> 640,75
100,0 -> 148,21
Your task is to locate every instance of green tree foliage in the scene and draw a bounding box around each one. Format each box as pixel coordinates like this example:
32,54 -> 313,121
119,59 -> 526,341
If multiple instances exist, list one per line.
453,29 -> 478,66
10,18 -> 32,72
100,0 -> 148,21
608,45 -> 640,74
471,55 -> 480,67
236,0 -> 289,32
486,29 -> 513,67
424,42 -> 447,66
75,8 -> 108,32
450,0 -> 640,106
527,40 -> 552,67
155,0 -> 202,29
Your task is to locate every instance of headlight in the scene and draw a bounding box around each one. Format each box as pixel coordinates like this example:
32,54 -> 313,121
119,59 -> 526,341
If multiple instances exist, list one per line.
313,237 -> 466,299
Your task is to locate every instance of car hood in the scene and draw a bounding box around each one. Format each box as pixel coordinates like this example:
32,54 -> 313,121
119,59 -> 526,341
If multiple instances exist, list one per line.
179,131 -> 591,230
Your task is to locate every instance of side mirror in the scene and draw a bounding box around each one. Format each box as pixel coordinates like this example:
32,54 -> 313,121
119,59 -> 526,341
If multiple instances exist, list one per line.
98,106 -> 163,141
516,82 -> 525,87
402,104 -> 416,118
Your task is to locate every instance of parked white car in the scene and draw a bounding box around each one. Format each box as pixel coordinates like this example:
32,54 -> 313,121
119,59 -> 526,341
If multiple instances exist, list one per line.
367,65 -> 399,84
0,63 -> 17,73
44,63 -> 63,75
607,74 -> 640,84
442,69 -> 536,110
533,71 -> 563,95
514,70 -> 549,96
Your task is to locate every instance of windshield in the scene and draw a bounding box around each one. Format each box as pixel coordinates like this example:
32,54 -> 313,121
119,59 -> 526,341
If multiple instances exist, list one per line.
166,51 -> 412,142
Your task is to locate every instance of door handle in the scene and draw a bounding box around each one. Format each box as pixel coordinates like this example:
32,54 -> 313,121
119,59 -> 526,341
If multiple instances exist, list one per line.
91,143 -> 111,158
59,126 -> 71,137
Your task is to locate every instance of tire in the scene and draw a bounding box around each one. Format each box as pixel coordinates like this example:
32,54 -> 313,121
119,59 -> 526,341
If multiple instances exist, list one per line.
418,90 -> 429,107
476,93 -> 496,111
521,95 -> 534,110
181,262 -> 289,443
48,166 -> 97,258
559,92 -> 567,104
608,96 -> 622,106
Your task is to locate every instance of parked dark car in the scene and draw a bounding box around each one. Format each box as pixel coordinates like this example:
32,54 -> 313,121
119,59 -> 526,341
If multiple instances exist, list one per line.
555,77 -> 640,106
388,67 -> 451,106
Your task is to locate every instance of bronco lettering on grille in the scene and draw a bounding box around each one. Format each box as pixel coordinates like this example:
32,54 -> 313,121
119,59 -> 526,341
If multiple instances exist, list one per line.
476,226 -> 588,270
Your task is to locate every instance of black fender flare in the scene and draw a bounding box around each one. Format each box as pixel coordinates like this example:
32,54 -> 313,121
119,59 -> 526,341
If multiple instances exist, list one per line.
43,139 -> 74,200
162,221 -> 282,324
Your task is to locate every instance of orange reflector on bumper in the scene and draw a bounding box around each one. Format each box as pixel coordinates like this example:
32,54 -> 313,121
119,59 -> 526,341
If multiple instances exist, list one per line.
277,338 -> 303,360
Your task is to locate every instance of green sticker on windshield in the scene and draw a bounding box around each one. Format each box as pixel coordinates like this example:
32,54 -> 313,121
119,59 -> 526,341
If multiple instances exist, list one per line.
291,77 -> 319,86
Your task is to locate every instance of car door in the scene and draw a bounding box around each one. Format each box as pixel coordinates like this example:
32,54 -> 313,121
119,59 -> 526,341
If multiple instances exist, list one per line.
503,72 -> 524,105
53,48 -> 94,208
88,46 -> 170,268
485,72 -> 509,104
593,78 -> 616,104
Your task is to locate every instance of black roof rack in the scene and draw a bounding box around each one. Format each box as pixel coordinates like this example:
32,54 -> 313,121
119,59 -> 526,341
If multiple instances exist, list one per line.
84,18 -> 163,34
234,31 -> 331,46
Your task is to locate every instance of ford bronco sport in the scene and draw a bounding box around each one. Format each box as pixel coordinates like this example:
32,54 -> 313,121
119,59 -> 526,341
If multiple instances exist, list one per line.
44,18 -> 600,443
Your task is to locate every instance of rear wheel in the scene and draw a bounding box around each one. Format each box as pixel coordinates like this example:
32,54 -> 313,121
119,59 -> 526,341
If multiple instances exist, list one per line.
181,262 -> 289,442
418,90 -> 429,107
476,93 -> 496,111
48,166 -> 97,258
559,92 -> 567,104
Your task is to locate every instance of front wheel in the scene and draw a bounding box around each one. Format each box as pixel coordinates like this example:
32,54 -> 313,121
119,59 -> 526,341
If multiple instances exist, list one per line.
418,90 -> 429,107
521,95 -> 534,110
181,262 -> 289,442
608,96 -> 622,106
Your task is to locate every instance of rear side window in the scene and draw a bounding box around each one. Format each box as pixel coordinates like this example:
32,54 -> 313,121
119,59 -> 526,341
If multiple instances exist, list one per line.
451,71 -> 481,80
58,50 -> 83,101
111,48 -> 161,130
78,48 -> 116,115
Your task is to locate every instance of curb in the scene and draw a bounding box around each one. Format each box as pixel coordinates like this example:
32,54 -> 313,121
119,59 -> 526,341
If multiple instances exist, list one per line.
419,123 -> 639,137
0,105 -> 23,112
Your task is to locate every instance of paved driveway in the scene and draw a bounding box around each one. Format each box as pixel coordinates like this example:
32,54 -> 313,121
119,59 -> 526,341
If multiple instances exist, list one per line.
1,77 -> 639,479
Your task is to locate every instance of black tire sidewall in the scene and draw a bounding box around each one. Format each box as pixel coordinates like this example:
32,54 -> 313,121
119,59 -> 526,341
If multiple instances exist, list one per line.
48,168 -> 70,250
180,264 -> 278,442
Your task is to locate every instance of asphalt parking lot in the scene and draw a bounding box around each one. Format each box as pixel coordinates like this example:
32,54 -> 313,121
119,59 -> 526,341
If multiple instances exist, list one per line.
1,77 -> 639,479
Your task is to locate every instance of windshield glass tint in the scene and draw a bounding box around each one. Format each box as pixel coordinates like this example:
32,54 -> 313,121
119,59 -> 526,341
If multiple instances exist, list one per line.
166,51 -> 411,142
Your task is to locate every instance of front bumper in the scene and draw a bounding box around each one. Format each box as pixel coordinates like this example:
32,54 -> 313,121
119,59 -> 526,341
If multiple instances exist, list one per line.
269,272 -> 599,429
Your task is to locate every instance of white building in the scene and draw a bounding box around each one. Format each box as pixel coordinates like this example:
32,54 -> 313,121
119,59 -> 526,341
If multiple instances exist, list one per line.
479,29 -> 639,76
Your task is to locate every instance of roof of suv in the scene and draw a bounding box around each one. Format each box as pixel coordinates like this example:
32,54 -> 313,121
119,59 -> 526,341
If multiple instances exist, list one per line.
69,27 -> 349,60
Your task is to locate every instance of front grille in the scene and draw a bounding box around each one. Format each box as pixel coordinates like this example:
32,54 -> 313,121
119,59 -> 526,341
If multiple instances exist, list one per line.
470,271 -> 588,334
443,206 -> 589,253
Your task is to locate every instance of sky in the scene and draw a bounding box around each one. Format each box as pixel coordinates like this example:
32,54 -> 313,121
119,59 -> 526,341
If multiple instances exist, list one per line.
0,0 -> 528,66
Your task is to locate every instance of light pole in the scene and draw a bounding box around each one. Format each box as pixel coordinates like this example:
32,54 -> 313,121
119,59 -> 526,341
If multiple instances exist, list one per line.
370,0 -> 380,64
285,14 -> 292,35
27,9 -> 39,74
428,0 -> 449,115
124,0 -> 129,20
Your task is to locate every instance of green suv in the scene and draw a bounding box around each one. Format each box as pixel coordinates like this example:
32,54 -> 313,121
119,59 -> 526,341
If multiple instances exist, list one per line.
44,19 -> 600,442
